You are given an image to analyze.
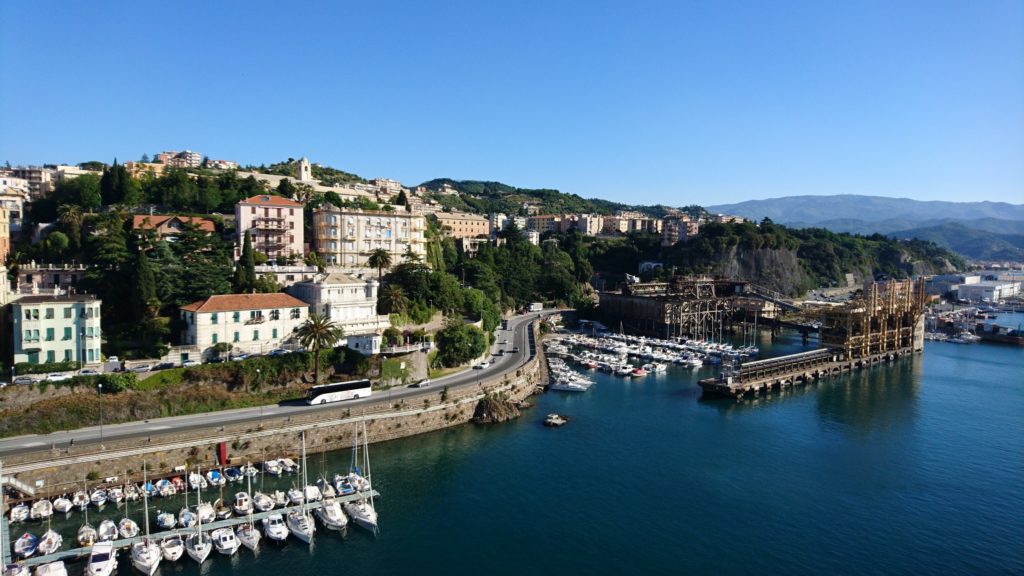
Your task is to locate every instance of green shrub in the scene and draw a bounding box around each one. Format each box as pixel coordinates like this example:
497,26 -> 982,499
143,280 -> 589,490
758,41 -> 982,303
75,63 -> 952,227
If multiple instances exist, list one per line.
14,361 -> 79,376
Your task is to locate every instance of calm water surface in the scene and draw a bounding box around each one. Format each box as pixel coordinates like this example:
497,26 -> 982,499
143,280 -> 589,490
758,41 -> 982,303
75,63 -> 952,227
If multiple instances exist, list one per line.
28,333 -> 1024,575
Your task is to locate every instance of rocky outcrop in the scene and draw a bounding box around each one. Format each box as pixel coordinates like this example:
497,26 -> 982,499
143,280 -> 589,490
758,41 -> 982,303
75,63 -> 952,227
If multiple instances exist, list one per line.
472,392 -> 521,424
711,247 -> 810,295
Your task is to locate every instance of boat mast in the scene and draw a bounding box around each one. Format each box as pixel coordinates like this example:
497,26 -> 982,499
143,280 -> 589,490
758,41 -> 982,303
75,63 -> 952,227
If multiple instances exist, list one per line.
301,431 -> 308,518
142,463 -> 150,541
1,459 -> 6,566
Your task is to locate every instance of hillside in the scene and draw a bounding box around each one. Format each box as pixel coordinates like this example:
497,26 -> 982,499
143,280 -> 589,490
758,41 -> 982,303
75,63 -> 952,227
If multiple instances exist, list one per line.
706,195 -> 1024,224
887,222 -> 1024,261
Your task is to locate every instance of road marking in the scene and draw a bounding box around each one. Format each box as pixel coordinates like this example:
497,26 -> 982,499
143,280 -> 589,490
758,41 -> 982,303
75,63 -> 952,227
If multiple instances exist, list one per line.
148,425 -> 171,430
22,442 -> 44,447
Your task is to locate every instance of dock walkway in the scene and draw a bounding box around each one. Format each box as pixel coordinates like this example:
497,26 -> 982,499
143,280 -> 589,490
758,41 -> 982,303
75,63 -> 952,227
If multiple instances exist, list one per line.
699,347 -> 916,398
11,490 -> 380,567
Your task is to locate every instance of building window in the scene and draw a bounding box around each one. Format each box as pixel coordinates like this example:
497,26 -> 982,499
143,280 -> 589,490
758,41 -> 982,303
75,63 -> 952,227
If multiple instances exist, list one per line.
46,350 -> 55,363
253,330 -> 259,341
23,329 -> 31,341
233,311 -> 241,322
270,309 -> 280,320
290,308 -> 301,319
233,331 -> 240,342
211,313 -> 219,324
88,349 -> 95,362
212,333 -> 218,344
272,328 -> 278,339
63,327 -> 72,340
64,308 -> 72,319
45,328 -> 54,341
64,349 -> 71,362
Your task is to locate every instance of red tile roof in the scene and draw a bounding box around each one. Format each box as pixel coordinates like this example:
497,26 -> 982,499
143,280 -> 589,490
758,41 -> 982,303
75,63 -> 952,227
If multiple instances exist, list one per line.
180,293 -> 309,313
132,214 -> 216,232
239,194 -> 303,207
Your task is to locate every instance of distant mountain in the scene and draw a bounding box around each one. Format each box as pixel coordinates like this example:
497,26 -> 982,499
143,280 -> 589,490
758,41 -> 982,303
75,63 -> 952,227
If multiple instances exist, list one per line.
706,195 -> 1024,261
706,195 -> 1024,224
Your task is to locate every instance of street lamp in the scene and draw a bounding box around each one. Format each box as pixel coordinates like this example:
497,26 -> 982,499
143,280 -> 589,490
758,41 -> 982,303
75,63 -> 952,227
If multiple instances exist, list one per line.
97,383 -> 104,443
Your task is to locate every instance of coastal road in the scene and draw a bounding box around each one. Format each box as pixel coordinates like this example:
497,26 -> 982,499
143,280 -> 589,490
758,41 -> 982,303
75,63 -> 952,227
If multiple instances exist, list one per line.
0,311 -> 550,457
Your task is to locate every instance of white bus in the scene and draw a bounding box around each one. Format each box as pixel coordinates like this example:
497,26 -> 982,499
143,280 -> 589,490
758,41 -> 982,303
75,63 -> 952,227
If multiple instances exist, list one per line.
306,379 -> 372,405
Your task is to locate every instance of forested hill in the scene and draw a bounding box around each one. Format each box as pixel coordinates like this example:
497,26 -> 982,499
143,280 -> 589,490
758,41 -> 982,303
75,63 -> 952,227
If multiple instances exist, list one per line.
417,178 -> 695,218
706,195 -> 1024,224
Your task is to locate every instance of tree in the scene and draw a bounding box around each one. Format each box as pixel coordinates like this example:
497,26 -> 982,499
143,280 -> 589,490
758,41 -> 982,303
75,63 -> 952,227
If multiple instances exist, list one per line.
141,153 -> 150,163
403,245 -> 422,263
233,231 -> 257,292
367,248 -> 392,282
435,322 -> 486,367
45,231 -> 69,260
394,189 -> 408,206
295,314 -> 344,384
379,285 -> 409,316
129,245 -> 158,320
57,205 -> 84,252
304,251 -> 326,273
277,178 -> 297,199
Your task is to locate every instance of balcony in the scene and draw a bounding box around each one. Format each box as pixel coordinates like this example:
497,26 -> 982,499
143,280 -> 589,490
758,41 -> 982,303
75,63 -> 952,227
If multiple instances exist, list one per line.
253,217 -> 287,231
245,317 -> 265,325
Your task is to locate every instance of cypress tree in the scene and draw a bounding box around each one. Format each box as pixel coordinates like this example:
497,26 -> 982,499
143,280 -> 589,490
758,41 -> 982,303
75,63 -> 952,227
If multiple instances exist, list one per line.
131,247 -> 158,320
234,231 -> 257,292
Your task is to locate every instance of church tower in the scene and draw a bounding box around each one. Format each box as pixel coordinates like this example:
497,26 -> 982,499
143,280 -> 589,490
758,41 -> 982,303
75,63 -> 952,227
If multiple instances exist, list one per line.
297,157 -> 313,182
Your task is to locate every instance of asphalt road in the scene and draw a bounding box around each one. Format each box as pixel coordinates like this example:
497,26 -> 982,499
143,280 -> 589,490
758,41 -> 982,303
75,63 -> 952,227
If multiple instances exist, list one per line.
0,311 -> 549,457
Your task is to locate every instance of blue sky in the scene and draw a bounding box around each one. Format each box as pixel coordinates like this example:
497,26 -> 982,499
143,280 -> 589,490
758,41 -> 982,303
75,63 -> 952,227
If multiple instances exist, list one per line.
1,0 -> 1021,205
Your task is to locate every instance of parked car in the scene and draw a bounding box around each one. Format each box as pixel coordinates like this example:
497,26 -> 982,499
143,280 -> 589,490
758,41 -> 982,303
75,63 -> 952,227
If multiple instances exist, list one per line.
46,373 -> 72,382
107,356 -> 120,363
13,375 -> 34,385
268,348 -> 291,356
207,357 -> 225,364
154,362 -> 175,370
182,359 -> 201,367
230,354 -> 249,362
130,364 -> 152,373
79,369 -> 100,376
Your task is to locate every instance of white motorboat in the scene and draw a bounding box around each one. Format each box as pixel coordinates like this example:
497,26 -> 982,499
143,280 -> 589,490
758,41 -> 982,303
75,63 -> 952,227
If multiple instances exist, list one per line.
29,500 -> 53,521
271,490 -> 288,507
83,541 -> 116,576
159,533 -> 185,562
184,531 -> 212,564
302,485 -> 323,503
214,498 -> 232,521
314,497 -> 348,530
252,492 -> 274,512
233,492 -> 252,516
286,486 -> 304,505
97,520 -> 118,542
31,562 -> 67,576
187,474 -> 207,491
261,514 -> 289,542
107,487 -> 124,504
9,504 -> 29,523
123,483 -> 141,502
4,565 -> 28,576
77,523 -> 97,547
315,477 -> 336,499
14,533 -> 37,558
205,469 -> 225,487
90,489 -> 107,508
196,502 -> 215,524
36,529 -> 61,556
343,497 -> 379,532
236,522 -> 261,551
130,539 -> 161,576
241,463 -> 259,477
154,479 -> 175,498
71,491 -> 89,510
118,518 -> 140,539
178,508 -> 196,529
262,459 -> 282,476
280,458 -> 299,474
333,474 -> 355,496
211,528 -> 240,556
51,497 -> 72,515
156,510 -> 177,530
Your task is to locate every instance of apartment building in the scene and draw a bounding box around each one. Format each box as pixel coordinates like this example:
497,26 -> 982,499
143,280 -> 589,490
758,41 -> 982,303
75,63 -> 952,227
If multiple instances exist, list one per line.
6,166 -> 52,198
0,208 -> 8,265
435,212 -> 489,239
312,207 -> 426,267
526,214 -> 562,234
179,293 -> 309,358
132,215 -> 216,240
235,194 -> 305,260
661,215 -> 700,246
10,293 -> 103,365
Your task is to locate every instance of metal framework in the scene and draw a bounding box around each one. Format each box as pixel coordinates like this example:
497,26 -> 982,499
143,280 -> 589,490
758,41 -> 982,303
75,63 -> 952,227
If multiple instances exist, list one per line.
820,279 -> 926,360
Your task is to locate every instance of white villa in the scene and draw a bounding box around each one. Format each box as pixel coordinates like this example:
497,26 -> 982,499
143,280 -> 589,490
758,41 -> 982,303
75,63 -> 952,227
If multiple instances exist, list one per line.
179,293 -> 309,358
288,272 -> 390,356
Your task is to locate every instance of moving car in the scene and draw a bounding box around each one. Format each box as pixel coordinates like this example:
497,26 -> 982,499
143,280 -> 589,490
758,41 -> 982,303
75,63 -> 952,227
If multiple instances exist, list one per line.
268,348 -> 291,356
130,364 -> 152,373
411,378 -> 430,388
46,373 -> 72,382
79,369 -> 100,376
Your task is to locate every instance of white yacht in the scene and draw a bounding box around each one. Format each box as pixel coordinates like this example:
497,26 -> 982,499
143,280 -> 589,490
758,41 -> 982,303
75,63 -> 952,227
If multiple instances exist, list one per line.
232,491 -> 252,516
29,500 -> 53,521
31,562 -> 67,576
261,513 -> 290,542
156,510 -> 176,530
286,486 -> 304,505
97,520 -> 117,542
76,523 -> 97,547
72,491 -> 89,511
117,518 -> 139,539
37,530 -> 62,556
343,498 -> 379,532
84,542 -> 117,576
160,532 -> 185,562
184,531 -> 212,564
314,497 -> 348,530
236,522 -> 261,551
211,528 -> 240,556
252,492 -> 274,512
130,539 -> 161,575
51,497 -> 72,515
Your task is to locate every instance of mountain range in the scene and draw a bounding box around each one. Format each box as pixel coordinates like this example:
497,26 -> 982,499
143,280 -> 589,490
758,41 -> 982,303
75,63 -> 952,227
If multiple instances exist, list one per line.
706,195 -> 1024,261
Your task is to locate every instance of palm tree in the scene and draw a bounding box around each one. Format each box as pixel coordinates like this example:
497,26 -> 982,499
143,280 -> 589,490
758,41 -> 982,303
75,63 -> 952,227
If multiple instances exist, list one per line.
379,285 -> 409,316
367,248 -> 392,281
295,314 -> 345,385
402,246 -> 422,263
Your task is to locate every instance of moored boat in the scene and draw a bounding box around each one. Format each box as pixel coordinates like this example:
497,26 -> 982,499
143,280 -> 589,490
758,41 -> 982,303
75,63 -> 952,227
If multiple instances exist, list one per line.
211,528 -> 240,556
159,533 -> 185,562
51,497 -> 72,515
36,529 -> 61,556
97,520 -> 118,542
14,533 -> 38,558
84,541 -> 116,576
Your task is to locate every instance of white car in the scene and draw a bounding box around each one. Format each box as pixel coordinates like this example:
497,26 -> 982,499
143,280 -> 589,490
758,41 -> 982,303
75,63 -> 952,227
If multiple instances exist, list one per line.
13,375 -> 34,385
79,369 -> 100,376
474,362 -> 491,370
107,356 -> 120,363
182,359 -> 201,367
46,373 -> 72,382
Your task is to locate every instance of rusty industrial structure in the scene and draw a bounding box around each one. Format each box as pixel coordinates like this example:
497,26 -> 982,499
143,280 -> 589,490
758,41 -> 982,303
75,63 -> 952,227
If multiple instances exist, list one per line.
820,278 -> 927,360
598,276 -> 749,339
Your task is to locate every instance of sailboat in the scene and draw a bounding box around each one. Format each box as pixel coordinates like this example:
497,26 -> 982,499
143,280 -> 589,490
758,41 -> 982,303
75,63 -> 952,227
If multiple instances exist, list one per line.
130,464 -> 161,575
36,524 -> 61,556
235,462 -> 261,551
77,500 -> 97,547
184,467 -> 213,564
97,520 -> 117,542
285,432 -> 315,544
159,531 -> 184,563
178,473 -> 196,529
342,423 -> 379,533
1,461 -> 31,576
31,562 -> 67,576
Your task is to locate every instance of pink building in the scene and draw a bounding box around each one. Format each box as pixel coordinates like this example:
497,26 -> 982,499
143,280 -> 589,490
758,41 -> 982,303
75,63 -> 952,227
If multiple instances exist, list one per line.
235,194 -> 304,260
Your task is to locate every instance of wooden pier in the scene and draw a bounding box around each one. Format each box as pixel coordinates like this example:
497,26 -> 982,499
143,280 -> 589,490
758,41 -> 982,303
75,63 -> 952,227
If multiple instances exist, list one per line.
699,347 -> 916,398
5,490 -> 380,568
